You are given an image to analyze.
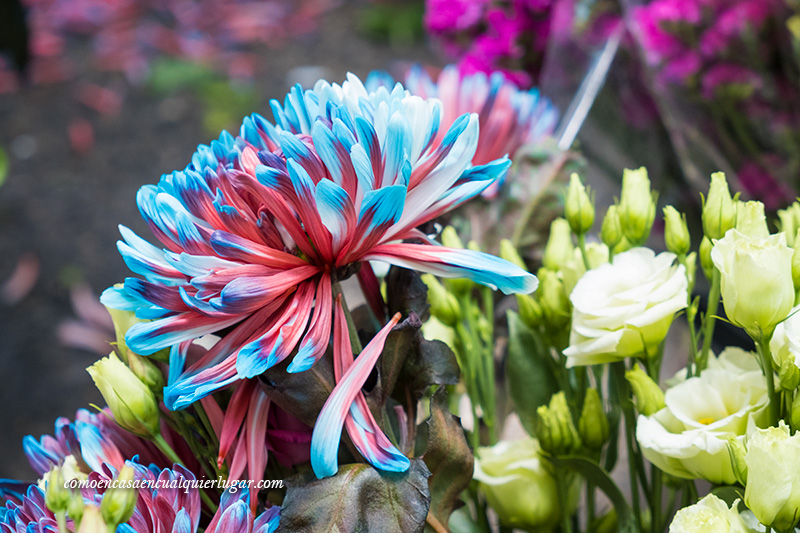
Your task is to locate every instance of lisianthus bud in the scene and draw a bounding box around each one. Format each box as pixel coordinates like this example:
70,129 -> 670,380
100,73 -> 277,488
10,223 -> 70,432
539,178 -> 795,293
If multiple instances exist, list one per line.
565,173 -> 594,235
578,388 -> 609,450
735,201 -> 768,238
106,305 -> 166,392
44,466 -> 70,514
421,274 -> 460,327
560,242 -> 609,296
538,269 -> 571,330
499,239 -> 526,270
726,437 -> 748,485
78,505 -> 107,533
780,358 -> 800,391
517,294 -> 542,328
684,252 -> 698,290
744,422 -> 800,531
699,236 -> 715,282
618,167 -> 656,246
543,218 -> 574,271
440,226 -> 473,295
600,205 -> 622,250
536,392 -> 581,455
663,206 -> 690,256
100,465 -> 137,528
792,230 -> 800,292
711,229 -> 794,339
778,202 -> 800,245
626,364 -> 664,416
87,352 -> 161,438
702,172 -> 736,240
474,438 -> 577,531
68,489 -> 85,527
669,494 -> 751,532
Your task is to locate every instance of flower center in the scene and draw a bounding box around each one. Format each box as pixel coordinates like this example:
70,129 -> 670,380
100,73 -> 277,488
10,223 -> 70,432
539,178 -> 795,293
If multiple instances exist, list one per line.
698,417 -> 715,425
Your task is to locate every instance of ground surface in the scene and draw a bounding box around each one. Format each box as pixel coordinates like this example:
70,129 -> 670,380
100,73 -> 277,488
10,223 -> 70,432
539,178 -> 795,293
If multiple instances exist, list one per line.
0,2 -> 435,479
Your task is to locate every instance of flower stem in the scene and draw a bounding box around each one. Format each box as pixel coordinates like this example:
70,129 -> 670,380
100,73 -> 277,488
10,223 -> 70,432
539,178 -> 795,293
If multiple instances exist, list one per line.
56,511 -> 68,533
698,267 -> 721,376
577,233 -> 591,270
153,432 -> 218,512
554,467 -> 573,533
756,334 -> 779,426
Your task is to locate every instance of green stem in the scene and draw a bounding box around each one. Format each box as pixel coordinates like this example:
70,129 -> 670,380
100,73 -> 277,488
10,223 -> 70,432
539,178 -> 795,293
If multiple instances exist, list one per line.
577,232 -> 592,270
153,433 -> 218,512
56,512 -> 68,533
612,362 -> 642,526
698,268 -> 721,376
756,334 -> 779,426
554,467 -> 574,533
651,466 -> 662,533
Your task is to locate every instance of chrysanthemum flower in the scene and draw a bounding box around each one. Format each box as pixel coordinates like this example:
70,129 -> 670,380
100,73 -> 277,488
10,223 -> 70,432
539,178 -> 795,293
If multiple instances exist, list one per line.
102,74 -> 537,475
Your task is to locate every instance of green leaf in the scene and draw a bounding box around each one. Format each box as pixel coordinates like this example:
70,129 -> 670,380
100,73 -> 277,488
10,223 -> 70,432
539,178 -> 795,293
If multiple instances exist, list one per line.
549,455 -> 636,533
377,313 -> 424,405
505,311 -> 558,434
403,339 -> 460,402
146,57 -> 217,93
278,460 -> 432,533
419,388 -> 473,527
386,267 -> 430,320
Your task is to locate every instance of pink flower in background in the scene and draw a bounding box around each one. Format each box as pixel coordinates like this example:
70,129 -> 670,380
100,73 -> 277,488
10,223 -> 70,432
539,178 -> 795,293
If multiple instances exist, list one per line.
660,51 -> 702,83
700,63 -> 763,99
738,159 -> 796,211
425,0 -> 489,35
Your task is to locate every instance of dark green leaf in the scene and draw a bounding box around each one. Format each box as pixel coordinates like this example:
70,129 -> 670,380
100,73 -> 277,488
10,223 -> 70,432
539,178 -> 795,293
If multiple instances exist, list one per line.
259,354 -> 334,427
420,388 -> 473,527
403,339 -> 460,402
549,456 -> 636,533
376,313 -> 423,405
505,311 -> 558,434
278,460 -> 432,533
0,146 -> 8,188
386,267 -> 429,320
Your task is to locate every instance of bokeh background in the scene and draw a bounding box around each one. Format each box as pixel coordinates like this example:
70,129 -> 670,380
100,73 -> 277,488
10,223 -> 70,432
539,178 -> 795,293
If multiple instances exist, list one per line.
0,0 -> 434,479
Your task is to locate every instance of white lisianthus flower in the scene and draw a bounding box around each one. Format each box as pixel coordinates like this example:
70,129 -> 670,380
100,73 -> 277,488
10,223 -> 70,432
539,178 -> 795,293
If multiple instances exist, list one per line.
636,348 -> 769,485
563,248 -> 687,367
711,229 -> 794,339
669,494 -> 754,533
474,438 -> 578,531
770,304 -> 800,367
744,422 -> 800,532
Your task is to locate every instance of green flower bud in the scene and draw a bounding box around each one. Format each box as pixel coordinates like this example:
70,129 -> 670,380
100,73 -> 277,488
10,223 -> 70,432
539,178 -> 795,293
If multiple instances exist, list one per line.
684,252 -> 698,291
780,358 -> 800,391
538,269 -> 571,330
663,206 -> 690,256
699,236 -> 715,282
105,304 -> 166,393
44,466 -> 70,514
517,294 -> 542,329
735,200 -> 769,238
536,392 -> 581,455
578,388 -> 609,450
440,225 -> 465,249
68,489 -> 85,527
726,437 -> 748,486
440,226 -> 473,295
87,352 -> 161,438
792,230 -> 800,292
618,167 -> 656,246
702,172 -> 736,240
474,438 -> 578,531
100,465 -> 137,528
744,422 -> 800,531
78,505 -> 107,533
565,173 -> 595,235
421,274 -> 461,327
600,205 -> 622,250
778,203 -> 800,245
625,364 -> 665,416
499,239 -> 526,270
421,315 -> 456,347
543,218 -> 574,271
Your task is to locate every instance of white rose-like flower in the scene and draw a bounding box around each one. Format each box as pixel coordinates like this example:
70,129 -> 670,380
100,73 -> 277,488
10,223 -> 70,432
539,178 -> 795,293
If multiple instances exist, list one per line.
669,494 -> 754,533
563,248 -> 687,367
711,229 -> 794,339
770,304 -> 800,367
637,348 -> 769,485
